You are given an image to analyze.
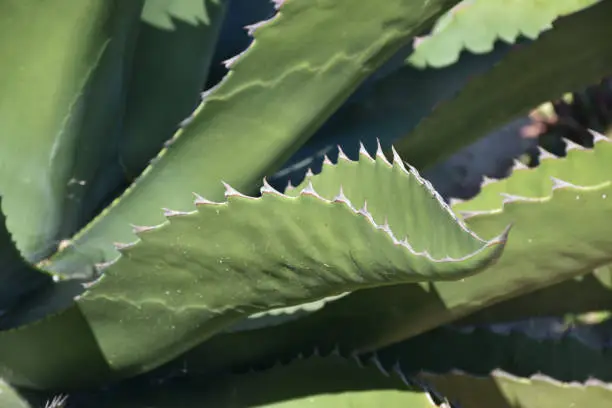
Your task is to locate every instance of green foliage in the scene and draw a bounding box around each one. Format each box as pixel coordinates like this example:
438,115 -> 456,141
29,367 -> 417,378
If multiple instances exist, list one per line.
1,0 -> 612,406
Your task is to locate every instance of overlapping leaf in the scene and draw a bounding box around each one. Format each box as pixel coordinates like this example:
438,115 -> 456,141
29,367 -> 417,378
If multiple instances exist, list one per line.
372,325 -> 612,408
0,198 -> 52,314
409,0 -> 599,68
167,132 -> 612,377
0,149 -> 504,389
62,355 -> 455,407
0,380 -> 29,408
394,0 -> 612,170
118,0 -> 228,178
46,0 -> 465,278
0,0 -> 141,260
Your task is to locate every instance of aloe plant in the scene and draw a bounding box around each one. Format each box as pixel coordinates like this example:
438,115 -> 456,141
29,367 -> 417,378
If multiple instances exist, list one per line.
2,0 -> 612,406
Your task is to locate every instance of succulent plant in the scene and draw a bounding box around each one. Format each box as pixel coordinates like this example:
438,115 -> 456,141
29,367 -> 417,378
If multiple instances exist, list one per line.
2,0 -> 612,406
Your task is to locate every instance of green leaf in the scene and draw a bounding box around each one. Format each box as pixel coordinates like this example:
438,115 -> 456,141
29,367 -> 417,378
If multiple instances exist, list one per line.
76,355 -> 453,408
459,266 -> 612,325
170,132 -> 612,376
58,0 -> 145,238
409,0 -> 599,68
119,0 -> 228,178
371,325 -> 612,408
394,0 -> 612,170
0,380 -> 29,408
0,199 -> 52,313
0,0 -> 137,260
421,372 -> 612,408
47,0 -> 465,277
0,151 -> 506,389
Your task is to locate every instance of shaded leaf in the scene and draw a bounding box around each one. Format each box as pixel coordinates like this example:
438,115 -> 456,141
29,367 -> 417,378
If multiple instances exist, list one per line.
0,199 -> 52,314
119,0 -> 229,178
409,0 -> 599,68
394,0 -> 612,170
372,325 -> 612,408
78,355 -> 454,407
46,0 -> 465,277
0,0 -> 136,260
168,132 -> 612,377
0,151 -> 505,389
459,266 -> 612,325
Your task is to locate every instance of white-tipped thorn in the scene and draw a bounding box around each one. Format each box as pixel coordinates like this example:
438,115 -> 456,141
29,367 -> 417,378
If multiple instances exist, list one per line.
193,192 -> 220,205
305,168 -> 315,178
163,137 -> 176,148
285,180 -> 295,191
390,145 -> 406,169
299,181 -> 322,199
337,145 -> 350,161
537,146 -> 557,161
550,176 -> 578,190
332,186 -> 351,206
589,128 -> 610,143
179,116 -> 193,128
113,242 -> 134,251
512,159 -> 528,170
222,182 -> 247,198
131,224 -> 156,234
481,175 -> 497,186
163,208 -> 192,217
272,0 -> 286,9
375,139 -> 391,165
222,54 -> 241,69
357,201 -> 376,224
244,21 -> 266,36
323,154 -> 333,165
380,217 -> 392,234
260,178 -> 281,195
562,137 -> 585,151
359,142 -> 374,161
500,192 -> 535,204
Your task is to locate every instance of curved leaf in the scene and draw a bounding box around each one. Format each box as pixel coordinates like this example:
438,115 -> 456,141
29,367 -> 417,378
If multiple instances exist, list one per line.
119,0 -> 229,178
409,0 -> 599,68
422,372 -> 612,408
167,132 -> 612,376
458,266 -> 612,325
394,0 -> 612,170
372,325 -> 612,408
77,355 -> 454,407
269,44 -> 513,191
0,151 -> 505,389
0,199 -> 52,314
0,380 -> 29,408
47,0 -> 466,278
0,0 -> 136,260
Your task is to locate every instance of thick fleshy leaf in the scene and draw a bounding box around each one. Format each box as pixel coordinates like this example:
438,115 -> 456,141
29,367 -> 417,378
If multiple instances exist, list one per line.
421,372 -> 612,408
409,0 -> 599,68
0,199 -> 52,314
394,0 -> 612,170
59,1 -> 145,236
371,325 -> 612,408
0,152 -> 505,389
166,132 -> 612,376
0,0 -> 139,260
119,0 -> 229,178
459,266 -> 612,325
47,0 -> 465,278
0,380 -> 29,408
269,44 -> 514,190
70,355 -> 454,407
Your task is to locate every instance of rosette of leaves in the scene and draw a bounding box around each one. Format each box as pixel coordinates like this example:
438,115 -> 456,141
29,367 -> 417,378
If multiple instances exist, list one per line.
2,0 -> 612,407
